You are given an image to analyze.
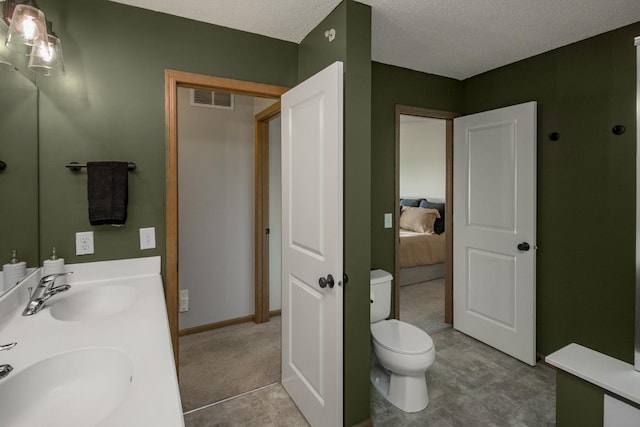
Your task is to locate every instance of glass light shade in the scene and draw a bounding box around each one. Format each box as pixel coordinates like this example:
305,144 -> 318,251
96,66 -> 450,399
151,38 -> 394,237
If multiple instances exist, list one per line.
5,4 -> 47,52
27,33 -> 64,76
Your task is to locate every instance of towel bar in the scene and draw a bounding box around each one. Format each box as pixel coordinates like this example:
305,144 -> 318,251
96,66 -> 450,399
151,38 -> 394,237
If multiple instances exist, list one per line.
66,162 -> 137,172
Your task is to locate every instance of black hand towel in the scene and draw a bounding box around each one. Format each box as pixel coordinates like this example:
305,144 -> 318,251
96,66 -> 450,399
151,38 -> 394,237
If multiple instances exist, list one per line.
87,161 -> 129,225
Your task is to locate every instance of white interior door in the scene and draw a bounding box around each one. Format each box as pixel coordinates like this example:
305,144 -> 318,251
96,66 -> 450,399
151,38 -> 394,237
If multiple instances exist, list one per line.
453,101 -> 537,366
281,61 -> 343,426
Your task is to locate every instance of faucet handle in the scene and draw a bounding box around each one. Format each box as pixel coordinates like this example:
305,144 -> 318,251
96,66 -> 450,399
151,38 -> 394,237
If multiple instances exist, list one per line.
0,342 -> 16,351
39,272 -> 73,291
41,272 -> 73,283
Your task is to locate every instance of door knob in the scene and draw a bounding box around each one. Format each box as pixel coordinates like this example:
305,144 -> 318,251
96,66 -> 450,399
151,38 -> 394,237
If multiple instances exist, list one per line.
517,242 -> 530,251
319,274 -> 335,289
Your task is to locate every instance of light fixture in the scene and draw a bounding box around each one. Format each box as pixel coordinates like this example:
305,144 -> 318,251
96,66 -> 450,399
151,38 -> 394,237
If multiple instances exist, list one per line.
2,0 -> 64,76
27,21 -> 63,75
3,1 -> 47,53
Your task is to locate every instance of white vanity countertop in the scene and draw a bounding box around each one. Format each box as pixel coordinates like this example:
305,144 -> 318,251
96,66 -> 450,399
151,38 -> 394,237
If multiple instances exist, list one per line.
0,256 -> 184,427
547,343 -> 640,405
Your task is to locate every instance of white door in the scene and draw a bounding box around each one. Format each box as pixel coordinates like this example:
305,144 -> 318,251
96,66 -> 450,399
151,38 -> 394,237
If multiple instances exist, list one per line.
453,101 -> 537,366
281,61 -> 343,426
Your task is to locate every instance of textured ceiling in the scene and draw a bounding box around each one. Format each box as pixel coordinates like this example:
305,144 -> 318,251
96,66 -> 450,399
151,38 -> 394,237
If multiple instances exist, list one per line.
109,0 -> 640,80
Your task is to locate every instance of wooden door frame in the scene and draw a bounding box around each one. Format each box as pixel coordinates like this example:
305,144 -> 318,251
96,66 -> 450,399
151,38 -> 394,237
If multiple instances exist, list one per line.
394,105 -> 460,324
254,101 -> 281,323
165,69 -> 288,368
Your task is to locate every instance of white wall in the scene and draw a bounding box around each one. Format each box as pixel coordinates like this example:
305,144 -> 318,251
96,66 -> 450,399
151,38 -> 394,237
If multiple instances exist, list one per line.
178,88 -> 257,329
268,116 -> 282,311
399,116 -> 446,201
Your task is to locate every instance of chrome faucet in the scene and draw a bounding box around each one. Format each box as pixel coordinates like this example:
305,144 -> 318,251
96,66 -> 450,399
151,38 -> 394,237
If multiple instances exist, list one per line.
22,272 -> 73,316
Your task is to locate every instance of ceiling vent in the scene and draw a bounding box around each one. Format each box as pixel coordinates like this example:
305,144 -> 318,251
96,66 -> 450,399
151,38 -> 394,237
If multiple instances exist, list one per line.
190,89 -> 234,110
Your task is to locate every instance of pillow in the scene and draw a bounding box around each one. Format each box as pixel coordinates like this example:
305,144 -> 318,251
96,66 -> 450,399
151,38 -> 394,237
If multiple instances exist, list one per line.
399,198 -> 424,207
399,207 -> 440,233
420,200 -> 445,234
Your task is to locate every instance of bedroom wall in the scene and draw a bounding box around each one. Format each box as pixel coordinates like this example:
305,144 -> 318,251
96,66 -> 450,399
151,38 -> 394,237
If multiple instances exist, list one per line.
399,118 -> 446,200
177,89 -> 263,329
464,21 -> 640,363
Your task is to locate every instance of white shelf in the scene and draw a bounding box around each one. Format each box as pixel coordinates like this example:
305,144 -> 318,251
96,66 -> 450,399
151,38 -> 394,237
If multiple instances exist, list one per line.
547,343 -> 640,405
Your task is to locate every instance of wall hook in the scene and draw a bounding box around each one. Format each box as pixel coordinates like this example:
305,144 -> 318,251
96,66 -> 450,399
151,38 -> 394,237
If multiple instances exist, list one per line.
612,125 -> 626,135
0,160 -> 6,171
548,132 -> 560,141
324,28 -> 336,42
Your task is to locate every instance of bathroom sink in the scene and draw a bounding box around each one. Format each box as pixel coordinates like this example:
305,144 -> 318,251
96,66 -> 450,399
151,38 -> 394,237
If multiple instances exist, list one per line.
49,285 -> 138,321
0,347 -> 133,427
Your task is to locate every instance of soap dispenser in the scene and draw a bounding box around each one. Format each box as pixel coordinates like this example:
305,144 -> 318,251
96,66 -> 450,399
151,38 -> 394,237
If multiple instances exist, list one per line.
2,250 -> 27,292
43,247 -> 65,276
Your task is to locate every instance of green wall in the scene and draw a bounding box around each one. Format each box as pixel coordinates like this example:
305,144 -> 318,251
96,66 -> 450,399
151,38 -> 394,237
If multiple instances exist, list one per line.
464,22 -> 640,362
297,3 -> 346,81
298,2 -> 373,424
36,0 -> 298,266
343,3 -> 372,425
556,371 -> 604,426
370,62 -> 463,309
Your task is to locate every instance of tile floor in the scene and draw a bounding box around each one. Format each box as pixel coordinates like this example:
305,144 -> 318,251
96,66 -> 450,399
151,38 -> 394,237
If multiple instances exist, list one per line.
371,328 -> 556,426
182,280 -> 556,426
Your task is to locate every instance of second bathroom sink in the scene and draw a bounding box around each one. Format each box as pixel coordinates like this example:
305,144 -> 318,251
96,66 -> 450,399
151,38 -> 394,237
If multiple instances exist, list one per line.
0,347 -> 134,427
49,285 -> 138,321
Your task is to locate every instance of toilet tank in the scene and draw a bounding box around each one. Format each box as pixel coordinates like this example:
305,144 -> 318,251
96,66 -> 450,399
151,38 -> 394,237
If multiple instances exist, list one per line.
370,270 -> 393,323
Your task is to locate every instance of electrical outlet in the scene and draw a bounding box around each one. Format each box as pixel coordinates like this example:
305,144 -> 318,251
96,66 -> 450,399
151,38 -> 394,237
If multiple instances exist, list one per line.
76,231 -> 94,255
179,289 -> 189,312
139,227 -> 156,250
384,213 -> 393,229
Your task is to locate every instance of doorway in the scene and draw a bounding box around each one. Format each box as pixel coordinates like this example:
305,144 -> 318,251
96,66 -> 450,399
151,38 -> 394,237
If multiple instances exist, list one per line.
165,70 -> 288,360
255,102 -> 282,323
177,89 -> 279,335
394,105 -> 458,324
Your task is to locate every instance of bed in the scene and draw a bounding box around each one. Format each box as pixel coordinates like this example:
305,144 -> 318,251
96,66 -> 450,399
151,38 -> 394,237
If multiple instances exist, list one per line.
398,198 -> 446,286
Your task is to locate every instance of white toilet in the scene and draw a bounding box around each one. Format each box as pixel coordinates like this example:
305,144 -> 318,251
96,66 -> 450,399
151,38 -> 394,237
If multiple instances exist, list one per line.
370,269 -> 435,413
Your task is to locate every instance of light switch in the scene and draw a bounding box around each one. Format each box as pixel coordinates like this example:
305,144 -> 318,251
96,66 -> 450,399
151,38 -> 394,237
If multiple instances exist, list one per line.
384,213 -> 393,229
140,227 -> 156,250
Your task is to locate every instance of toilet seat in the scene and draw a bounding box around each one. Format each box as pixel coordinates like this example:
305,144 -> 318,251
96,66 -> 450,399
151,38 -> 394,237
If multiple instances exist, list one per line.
371,319 -> 433,355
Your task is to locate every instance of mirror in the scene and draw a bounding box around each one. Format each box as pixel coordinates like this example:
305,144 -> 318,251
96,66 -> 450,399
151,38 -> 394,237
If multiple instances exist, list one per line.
0,21 -> 39,295
634,35 -> 639,371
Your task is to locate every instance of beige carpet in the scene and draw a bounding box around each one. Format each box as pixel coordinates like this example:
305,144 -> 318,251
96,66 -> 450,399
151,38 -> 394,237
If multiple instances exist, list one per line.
184,383 -> 309,427
399,278 -> 451,334
179,317 -> 281,412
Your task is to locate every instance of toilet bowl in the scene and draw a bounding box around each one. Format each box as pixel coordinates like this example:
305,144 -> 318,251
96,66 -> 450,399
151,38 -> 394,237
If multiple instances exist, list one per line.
370,270 -> 436,413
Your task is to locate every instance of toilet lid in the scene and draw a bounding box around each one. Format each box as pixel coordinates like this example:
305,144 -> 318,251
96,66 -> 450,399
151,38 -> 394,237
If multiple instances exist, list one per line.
371,320 -> 433,355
